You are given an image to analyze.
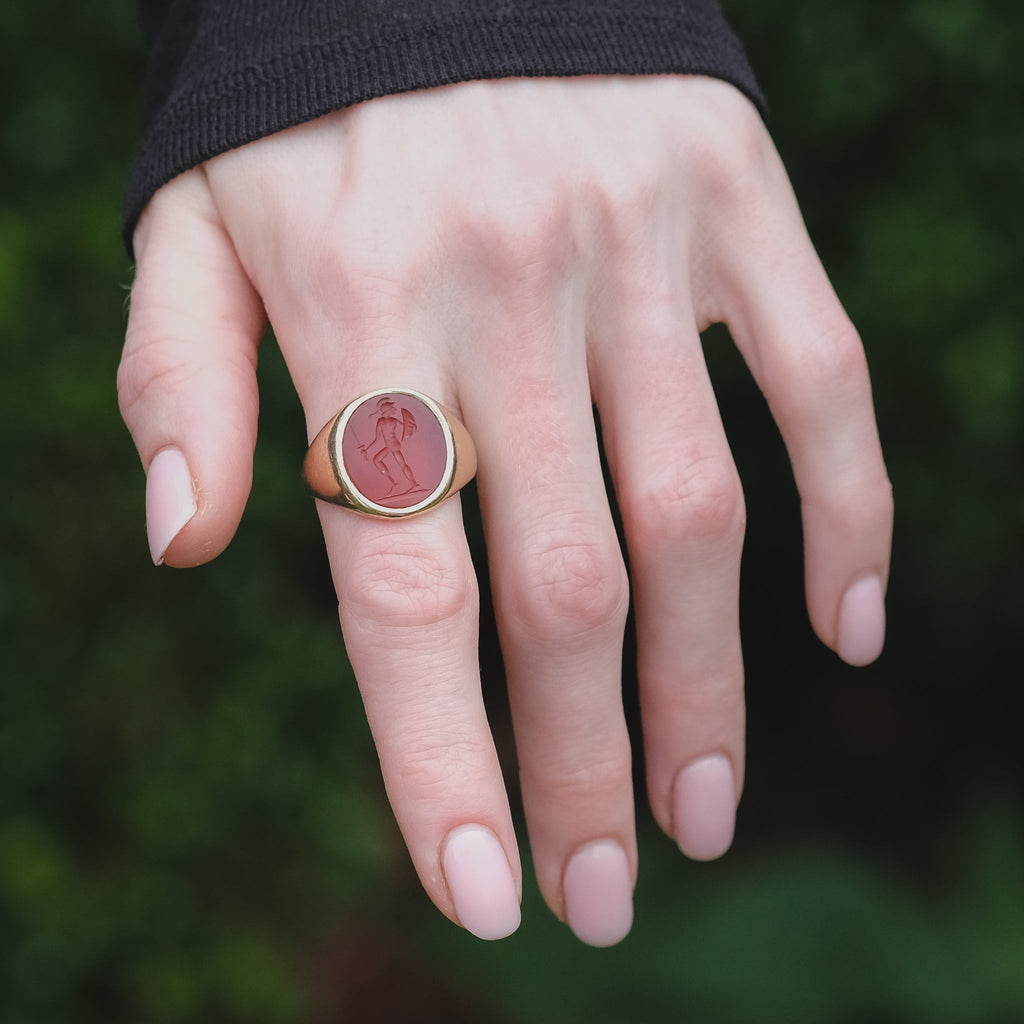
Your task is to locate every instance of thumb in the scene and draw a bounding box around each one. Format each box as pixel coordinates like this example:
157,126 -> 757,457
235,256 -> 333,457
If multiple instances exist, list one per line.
119,171 -> 266,566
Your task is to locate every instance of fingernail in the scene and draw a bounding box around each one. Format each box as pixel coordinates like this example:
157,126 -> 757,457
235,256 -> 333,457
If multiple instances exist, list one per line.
673,754 -> 737,861
836,574 -> 886,666
563,839 -> 633,947
146,447 -> 197,565
442,825 -> 520,941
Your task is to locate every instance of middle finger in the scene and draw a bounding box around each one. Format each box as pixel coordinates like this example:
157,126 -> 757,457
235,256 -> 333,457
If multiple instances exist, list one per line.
460,283 -> 636,948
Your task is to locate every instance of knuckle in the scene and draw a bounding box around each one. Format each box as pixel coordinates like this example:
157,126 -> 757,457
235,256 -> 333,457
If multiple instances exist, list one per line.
117,328 -> 200,426
807,470 -> 894,537
804,320 -> 872,396
303,227 -> 432,324
456,185 -> 573,280
117,320 -> 255,432
852,483 -> 894,541
586,158 -> 664,245
388,730 -> 492,810
688,100 -> 774,209
345,540 -> 476,631
503,532 -> 628,645
770,320 -> 875,431
627,454 -> 746,550
524,742 -> 634,807
675,672 -> 747,723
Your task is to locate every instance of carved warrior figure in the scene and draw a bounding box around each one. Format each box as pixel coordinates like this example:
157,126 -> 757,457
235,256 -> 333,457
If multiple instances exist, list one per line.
360,397 -> 420,495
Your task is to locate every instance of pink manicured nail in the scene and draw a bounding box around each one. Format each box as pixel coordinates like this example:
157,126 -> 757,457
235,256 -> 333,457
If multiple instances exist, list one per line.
673,754 -> 737,861
563,840 -> 633,947
146,447 -> 197,565
836,574 -> 886,667
442,826 -> 520,941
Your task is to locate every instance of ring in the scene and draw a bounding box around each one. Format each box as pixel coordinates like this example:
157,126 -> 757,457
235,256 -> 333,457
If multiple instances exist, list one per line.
303,388 -> 477,517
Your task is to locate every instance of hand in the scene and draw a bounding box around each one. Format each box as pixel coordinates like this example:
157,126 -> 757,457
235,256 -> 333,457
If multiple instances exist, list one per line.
119,76 -> 893,946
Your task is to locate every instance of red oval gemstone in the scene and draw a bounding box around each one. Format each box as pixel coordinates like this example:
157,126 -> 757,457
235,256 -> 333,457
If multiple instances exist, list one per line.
341,393 -> 449,509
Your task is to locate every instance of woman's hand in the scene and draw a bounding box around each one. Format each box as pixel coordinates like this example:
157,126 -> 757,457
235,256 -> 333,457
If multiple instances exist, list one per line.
119,75 -> 893,946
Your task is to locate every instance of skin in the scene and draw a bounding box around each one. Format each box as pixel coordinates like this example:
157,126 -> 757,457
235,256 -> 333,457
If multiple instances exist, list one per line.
119,75 -> 893,942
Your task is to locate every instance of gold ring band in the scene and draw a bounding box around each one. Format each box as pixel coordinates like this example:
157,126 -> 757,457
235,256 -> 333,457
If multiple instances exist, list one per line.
303,388 -> 476,517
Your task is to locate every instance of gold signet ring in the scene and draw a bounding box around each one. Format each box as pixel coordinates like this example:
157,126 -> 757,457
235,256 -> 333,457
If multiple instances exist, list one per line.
303,388 -> 477,517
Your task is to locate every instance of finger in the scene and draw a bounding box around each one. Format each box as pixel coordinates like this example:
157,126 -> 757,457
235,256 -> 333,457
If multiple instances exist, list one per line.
119,171 -> 266,566
242,233 -> 523,941
323,499 -> 522,941
461,302 -> 636,948
705,146 -> 893,666
591,284 -> 746,864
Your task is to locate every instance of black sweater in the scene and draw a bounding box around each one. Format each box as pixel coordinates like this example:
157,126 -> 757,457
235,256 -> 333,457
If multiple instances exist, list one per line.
124,0 -> 762,251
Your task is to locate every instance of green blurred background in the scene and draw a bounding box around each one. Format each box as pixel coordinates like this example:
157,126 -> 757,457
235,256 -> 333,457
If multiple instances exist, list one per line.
2,1 -> 1022,1021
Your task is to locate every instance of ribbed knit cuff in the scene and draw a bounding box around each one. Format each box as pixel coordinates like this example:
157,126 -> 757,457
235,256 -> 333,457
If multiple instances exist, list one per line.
123,1 -> 764,255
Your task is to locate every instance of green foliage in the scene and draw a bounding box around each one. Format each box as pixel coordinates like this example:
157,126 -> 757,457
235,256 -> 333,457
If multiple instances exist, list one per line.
391,794 -> 1024,1024
2,0 -> 1022,1021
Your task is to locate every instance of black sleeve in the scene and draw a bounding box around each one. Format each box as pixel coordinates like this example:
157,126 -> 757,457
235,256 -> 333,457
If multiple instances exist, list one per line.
124,0 -> 764,253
